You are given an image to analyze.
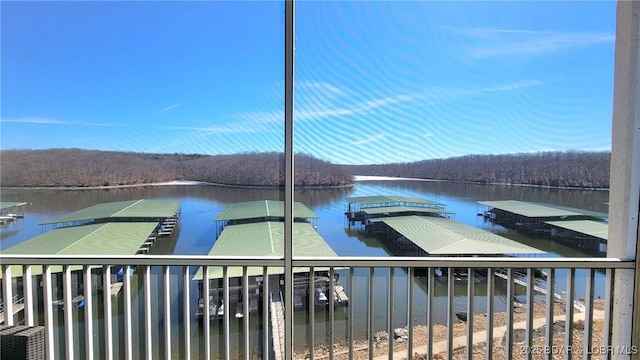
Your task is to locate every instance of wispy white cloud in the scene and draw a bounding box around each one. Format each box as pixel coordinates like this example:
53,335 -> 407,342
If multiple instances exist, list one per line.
0,117 -> 120,127
158,102 -> 185,113
482,80 -> 542,92
0,117 -> 72,125
163,123 -> 268,136
297,93 -> 413,121
350,134 -> 385,146
450,27 -> 614,58
297,81 -> 345,97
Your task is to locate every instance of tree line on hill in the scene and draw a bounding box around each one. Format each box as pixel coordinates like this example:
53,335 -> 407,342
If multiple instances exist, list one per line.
0,149 -> 354,188
341,151 -> 610,188
0,149 -> 610,189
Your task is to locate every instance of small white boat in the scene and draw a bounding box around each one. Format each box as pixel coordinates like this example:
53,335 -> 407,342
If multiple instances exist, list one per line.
314,288 -> 328,306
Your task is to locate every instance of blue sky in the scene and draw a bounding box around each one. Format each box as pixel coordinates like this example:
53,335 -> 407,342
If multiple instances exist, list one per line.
1,1 -> 616,165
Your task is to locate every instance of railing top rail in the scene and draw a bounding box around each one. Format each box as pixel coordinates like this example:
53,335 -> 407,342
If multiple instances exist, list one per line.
0,254 -> 634,269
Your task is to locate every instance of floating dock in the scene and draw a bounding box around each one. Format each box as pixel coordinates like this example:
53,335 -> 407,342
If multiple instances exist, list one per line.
345,195 -> 450,226
0,202 -> 27,226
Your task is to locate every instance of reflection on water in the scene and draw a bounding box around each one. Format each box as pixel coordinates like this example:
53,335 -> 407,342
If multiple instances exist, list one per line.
0,181 -> 609,358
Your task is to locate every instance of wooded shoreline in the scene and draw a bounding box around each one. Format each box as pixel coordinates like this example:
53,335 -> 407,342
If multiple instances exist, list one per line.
0,149 -> 610,189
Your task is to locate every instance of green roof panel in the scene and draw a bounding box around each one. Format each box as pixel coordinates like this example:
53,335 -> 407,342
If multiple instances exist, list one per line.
41,199 -> 180,224
193,222 -> 336,280
478,200 -> 583,218
346,195 -> 445,207
363,206 -> 454,216
378,215 -> 544,255
2,222 -> 158,277
214,200 -> 318,221
0,202 -> 27,211
4,222 -> 158,255
546,220 -> 608,241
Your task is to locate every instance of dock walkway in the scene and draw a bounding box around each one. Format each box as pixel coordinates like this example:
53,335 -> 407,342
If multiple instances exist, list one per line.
0,297 -> 25,324
270,292 -> 285,360
494,270 -> 585,312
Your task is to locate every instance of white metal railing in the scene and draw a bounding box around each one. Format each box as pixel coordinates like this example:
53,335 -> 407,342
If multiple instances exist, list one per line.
0,255 -> 635,360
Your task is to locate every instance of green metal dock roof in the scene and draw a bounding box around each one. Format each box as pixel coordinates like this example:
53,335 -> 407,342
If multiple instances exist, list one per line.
346,195 -> 444,207
2,222 -> 158,276
0,202 -> 27,211
214,200 -> 318,221
546,220 -> 608,241
536,203 -> 608,220
374,215 -> 544,255
4,222 -> 158,255
478,200 -> 583,218
363,206 -> 454,216
41,199 -> 180,225
193,221 -> 336,279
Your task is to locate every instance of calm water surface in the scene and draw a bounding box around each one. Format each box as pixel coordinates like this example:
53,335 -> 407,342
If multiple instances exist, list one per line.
0,181 -> 609,359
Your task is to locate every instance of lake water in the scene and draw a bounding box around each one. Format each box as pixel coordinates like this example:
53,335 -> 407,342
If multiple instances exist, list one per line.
0,181 -> 609,359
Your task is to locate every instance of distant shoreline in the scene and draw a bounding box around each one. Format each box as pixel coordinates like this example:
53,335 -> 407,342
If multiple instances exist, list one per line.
0,180 -> 356,191
353,175 -> 610,191
0,176 -> 609,191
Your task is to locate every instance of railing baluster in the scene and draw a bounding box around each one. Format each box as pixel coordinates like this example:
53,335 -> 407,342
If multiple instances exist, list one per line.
183,265 -> 191,360
309,267 -> 315,360
486,268 -> 494,360
565,268 -> 575,360
427,267 -> 434,360
525,268 -> 534,360
583,269 -> 594,360
545,268 -> 555,360
349,267 -> 355,360
369,267 -> 375,360
408,267 -> 414,360
43,265 -> 55,360
123,265 -> 133,360
103,265 -> 113,360
163,266 -> 171,360
505,268 -> 514,359
203,265 -> 211,359
263,267 -> 269,360
224,266 -> 230,360
23,265 -> 34,326
144,265 -> 152,360
447,267 -> 454,359
330,267 -> 336,360
243,266 -> 249,360
467,267 -> 475,360
2,265 -> 13,326
84,265 -> 94,360
602,269 -> 613,360
63,265 -> 74,360
388,267 -> 394,360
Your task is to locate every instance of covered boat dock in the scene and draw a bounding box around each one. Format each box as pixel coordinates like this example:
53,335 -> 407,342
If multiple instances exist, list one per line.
0,222 -> 162,315
195,199 -> 346,358
2,222 -> 161,276
368,215 -> 544,256
0,202 -> 27,225
478,200 -> 607,230
546,220 -> 609,255
346,195 -> 450,225
40,199 -> 181,230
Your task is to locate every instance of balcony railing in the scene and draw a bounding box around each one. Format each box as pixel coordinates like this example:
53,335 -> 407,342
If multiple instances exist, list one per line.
0,255 -> 635,360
